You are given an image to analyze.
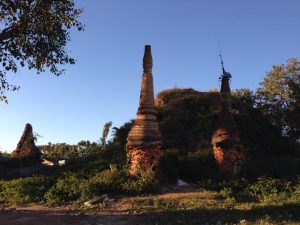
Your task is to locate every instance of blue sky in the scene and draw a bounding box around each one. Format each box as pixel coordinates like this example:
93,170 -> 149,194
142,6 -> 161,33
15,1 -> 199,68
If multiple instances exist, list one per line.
0,0 -> 299,152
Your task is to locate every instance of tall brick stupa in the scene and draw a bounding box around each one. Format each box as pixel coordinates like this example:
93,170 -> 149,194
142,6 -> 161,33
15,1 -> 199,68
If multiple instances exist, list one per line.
211,57 -> 245,176
126,45 -> 161,176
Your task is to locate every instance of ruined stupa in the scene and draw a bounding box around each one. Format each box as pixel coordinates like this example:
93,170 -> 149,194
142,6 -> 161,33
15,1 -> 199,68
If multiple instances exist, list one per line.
211,58 -> 245,176
11,123 -> 41,166
126,45 -> 161,176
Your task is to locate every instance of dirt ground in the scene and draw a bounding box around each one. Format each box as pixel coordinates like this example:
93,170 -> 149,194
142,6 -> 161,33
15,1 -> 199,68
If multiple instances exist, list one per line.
1,189 -> 299,225
0,186 -> 195,225
0,204 -> 141,225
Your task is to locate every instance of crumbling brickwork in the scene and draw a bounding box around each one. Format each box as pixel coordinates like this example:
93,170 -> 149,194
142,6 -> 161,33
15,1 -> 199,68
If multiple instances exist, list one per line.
212,128 -> 245,176
126,45 -> 161,176
211,66 -> 245,176
11,123 -> 41,166
127,145 -> 160,175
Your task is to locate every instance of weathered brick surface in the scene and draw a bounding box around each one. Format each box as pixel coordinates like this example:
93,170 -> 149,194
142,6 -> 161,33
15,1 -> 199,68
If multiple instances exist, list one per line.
212,128 -> 245,176
128,145 -> 160,175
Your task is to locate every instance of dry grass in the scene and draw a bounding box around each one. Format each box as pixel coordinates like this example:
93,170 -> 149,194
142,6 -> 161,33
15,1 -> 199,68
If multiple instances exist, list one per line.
111,189 -> 300,225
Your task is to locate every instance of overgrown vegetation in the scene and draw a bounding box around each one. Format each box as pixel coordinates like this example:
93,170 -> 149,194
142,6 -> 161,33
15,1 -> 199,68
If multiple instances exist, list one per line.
0,128 -> 159,205
0,166 -> 158,205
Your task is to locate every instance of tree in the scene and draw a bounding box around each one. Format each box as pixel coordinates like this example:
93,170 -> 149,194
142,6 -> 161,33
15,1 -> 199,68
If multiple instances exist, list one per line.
99,121 -> 112,148
232,88 -> 256,114
112,120 -> 134,149
257,58 -> 300,142
0,0 -> 83,102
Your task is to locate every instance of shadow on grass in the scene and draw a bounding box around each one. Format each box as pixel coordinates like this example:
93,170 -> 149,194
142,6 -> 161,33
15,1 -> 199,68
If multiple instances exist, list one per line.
134,203 -> 300,225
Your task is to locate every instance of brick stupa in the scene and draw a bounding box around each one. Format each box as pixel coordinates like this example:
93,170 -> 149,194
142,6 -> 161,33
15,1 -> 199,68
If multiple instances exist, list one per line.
211,60 -> 245,176
126,45 -> 161,176
11,123 -> 41,166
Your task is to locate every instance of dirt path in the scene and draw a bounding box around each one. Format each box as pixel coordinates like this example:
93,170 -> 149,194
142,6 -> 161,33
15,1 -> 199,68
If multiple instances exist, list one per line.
0,187 -> 196,225
0,203 -> 142,225
0,209 -> 140,225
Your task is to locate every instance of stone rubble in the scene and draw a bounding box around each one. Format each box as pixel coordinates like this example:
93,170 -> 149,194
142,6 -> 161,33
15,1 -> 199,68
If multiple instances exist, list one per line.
84,194 -> 114,207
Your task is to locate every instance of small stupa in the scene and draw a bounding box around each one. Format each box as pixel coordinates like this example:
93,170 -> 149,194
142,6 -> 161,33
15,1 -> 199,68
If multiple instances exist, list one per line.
11,123 -> 41,166
126,45 -> 161,176
211,56 -> 245,176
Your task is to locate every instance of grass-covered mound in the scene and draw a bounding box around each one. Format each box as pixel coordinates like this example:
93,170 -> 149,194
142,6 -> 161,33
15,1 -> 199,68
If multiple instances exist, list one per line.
152,88 -> 299,182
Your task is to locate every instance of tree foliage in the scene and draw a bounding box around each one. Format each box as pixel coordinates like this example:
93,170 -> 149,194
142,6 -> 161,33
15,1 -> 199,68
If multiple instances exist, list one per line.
257,58 -> 300,141
99,121 -> 112,148
0,0 -> 83,102
232,88 -> 256,113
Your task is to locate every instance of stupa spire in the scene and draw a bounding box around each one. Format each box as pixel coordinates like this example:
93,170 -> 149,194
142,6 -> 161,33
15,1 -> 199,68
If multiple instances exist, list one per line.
218,53 -> 235,127
143,45 -> 153,72
211,53 -> 245,176
219,45 -> 232,95
126,45 -> 161,176
219,48 -> 226,75
137,45 -> 156,115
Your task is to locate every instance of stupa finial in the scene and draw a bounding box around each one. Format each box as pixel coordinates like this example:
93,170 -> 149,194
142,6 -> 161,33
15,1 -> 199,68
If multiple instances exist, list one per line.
143,45 -> 153,73
218,42 -> 232,80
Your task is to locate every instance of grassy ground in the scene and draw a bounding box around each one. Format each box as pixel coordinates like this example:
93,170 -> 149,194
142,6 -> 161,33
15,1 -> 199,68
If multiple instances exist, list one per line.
1,189 -> 300,225
83,189 -> 300,225
123,191 -> 300,225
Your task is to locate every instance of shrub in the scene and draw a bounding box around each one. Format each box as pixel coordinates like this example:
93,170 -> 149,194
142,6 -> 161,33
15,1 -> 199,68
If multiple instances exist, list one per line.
44,173 -> 87,205
0,176 -> 52,204
242,177 -> 293,204
243,152 -> 300,179
178,149 -> 218,182
87,167 -> 127,196
158,149 -> 180,183
100,144 -> 127,167
122,170 -> 158,195
44,168 -> 158,205
290,185 -> 300,203
290,177 -> 300,203
217,187 -> 236,205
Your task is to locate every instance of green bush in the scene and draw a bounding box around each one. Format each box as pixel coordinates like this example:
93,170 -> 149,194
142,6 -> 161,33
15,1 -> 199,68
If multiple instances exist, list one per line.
44,173 -> 87,205
243,152 -> 300,179
0,176 -> 52,204
159,148 -> 219,183
87,167 -> 127,196
217,187 -> 236,205
290,177 -> 300,203
242,177 -> 293,204
44,167 -> 158,205
99,144 -> 127,167
122,170 -> 158,195
158,149 -> 180,183
0,180 -> 5,193
178,149 -> 218,182
290,185 -> 300,203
